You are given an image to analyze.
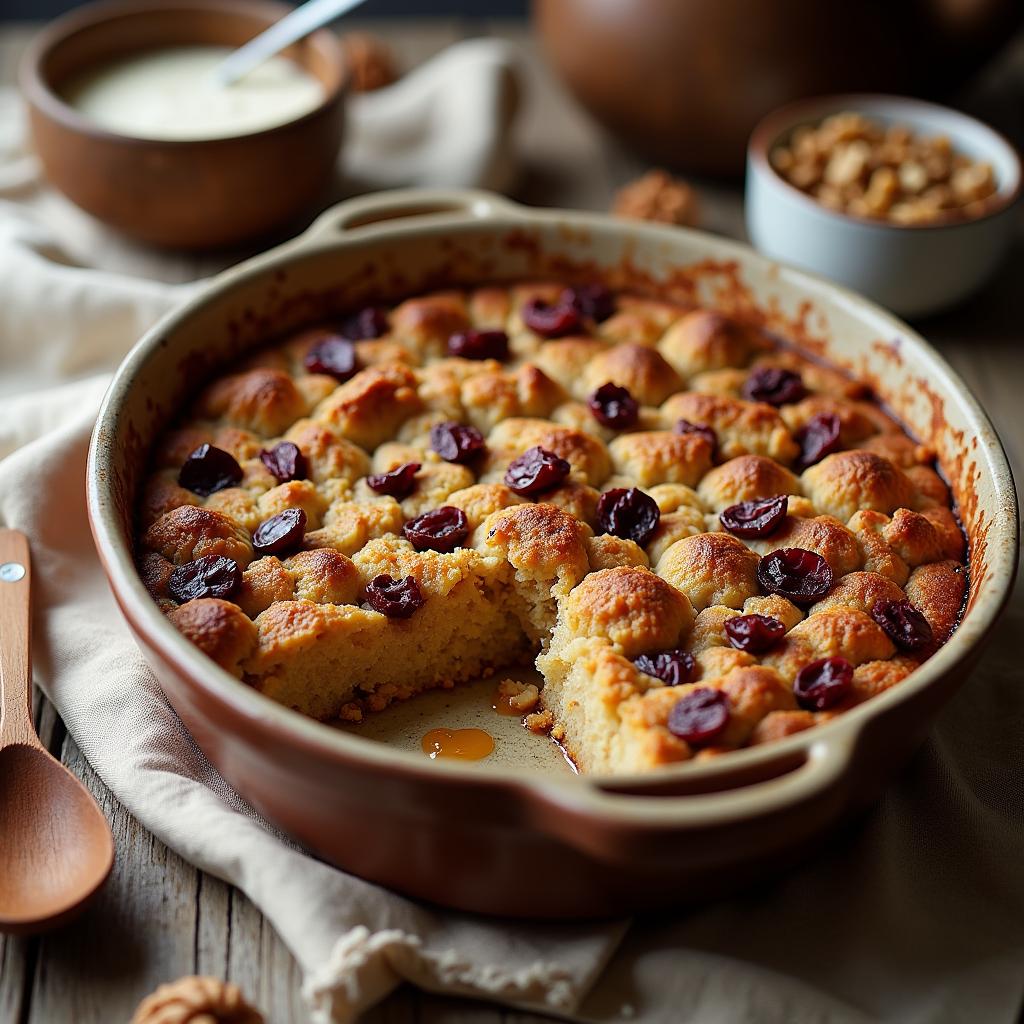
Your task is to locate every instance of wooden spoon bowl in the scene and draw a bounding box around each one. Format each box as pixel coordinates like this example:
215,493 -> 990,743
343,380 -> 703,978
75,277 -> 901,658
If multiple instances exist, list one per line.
0,529 -> 114,935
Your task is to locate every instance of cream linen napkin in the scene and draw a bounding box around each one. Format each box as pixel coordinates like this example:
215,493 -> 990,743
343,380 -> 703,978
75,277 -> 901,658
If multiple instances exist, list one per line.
0,40 -> 627,1024
4,37 -> 1024,1024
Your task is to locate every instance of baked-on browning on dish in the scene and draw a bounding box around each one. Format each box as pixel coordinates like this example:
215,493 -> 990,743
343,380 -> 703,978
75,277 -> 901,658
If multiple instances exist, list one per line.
135,282 -> 967,774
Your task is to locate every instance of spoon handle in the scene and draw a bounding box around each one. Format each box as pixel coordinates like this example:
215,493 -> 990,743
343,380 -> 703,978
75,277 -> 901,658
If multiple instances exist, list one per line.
0,529 -> 34,749
215,0 -> 368,87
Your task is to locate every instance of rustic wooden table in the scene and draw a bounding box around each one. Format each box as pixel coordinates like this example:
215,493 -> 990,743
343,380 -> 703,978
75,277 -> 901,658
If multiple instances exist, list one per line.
1,17 -> 1022,1024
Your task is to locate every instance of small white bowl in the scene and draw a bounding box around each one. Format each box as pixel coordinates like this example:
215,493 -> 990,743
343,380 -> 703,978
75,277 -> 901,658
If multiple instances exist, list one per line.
745,94 -> 1021,318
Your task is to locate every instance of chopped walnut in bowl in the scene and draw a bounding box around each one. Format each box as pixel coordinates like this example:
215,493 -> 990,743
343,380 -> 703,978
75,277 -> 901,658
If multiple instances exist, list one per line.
771,111 -> 999,226
746,94 -> 1020,316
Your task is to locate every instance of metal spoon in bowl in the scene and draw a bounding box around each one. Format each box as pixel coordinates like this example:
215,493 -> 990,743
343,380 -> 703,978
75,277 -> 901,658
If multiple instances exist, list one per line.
0,529 -> 114,934
214,0 -> 368,87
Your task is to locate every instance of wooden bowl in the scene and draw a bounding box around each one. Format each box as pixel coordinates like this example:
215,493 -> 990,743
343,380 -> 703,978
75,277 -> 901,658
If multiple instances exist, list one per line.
19,0 -> 347,249
86,189 -> 1018,918
534,0 -> 1024,177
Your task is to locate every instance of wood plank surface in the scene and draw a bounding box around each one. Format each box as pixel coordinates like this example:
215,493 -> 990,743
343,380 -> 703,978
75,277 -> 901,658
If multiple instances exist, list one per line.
1,15 -> 1023,1024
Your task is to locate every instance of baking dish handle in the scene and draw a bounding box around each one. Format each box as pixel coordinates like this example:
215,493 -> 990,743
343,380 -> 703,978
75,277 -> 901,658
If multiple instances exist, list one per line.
304,188 -> 520,239
528,733 -> 856,864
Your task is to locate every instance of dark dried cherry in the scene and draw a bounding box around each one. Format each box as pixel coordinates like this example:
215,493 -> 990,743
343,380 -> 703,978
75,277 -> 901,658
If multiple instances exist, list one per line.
303,335 -> 358,380
724,614 -> 786,653
666,688 -> 731,745
402,506 -> 470,552
168,554 -> 241,603
504,446 -> 571,496
259,441 -> 308,483
252,507 -> 307,556
596,487 -> 660,547
178,444 -> 243,497
365,574 -> 424,618
674,419 -> 718,457
587,382 -> 639,429
563,283 -> 615,323
720,495 -> 789,538
447,329 -> 510,361
742,367 -> 807,406
521,298 -> 582,338
341,305 -> 389,340
430,421 -> 487,464
794,657 -> 853,710
367,462 -> 421,499
871,598 -> 934,651
632,649 -> 696,687
795,413 -> 841,470
757,547 -> 834,605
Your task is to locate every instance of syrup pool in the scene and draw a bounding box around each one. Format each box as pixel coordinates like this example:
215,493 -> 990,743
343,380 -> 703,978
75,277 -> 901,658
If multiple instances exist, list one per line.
421,728 -> 495,761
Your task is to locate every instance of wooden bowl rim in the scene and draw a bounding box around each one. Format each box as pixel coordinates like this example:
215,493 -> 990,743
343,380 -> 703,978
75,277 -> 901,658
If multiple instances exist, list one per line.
18,0 -> 348,148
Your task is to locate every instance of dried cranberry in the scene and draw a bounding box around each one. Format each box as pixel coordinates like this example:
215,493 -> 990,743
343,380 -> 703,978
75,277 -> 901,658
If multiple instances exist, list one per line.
447,329 -> 509,361
743,367 -> 807,406
168,554 -> 241,603
430,421 -> 487,464
303,335 -> 358,380
596,487 -> 660,547
757,547 -> 834,606
724,614 -> 786,653
720,495 -> 789,538
403,506 -> 470,552
674,419 -> 718,457
667,688 -> 731,745
563,283 -> 616,323
259,441 -> 308,483
341,305 -> 389,340
504,446 -> 571,496
178,444 -> 243,497
252,507 -> 307,556
871,598 -> 934,651
795,413 -> 841,470
587,382 -> 639,429
632,649 -> 696,686
367,462 -> 421,499
522,298 -> 582,338
366,574 -> 424,618
794,657 -> 853,710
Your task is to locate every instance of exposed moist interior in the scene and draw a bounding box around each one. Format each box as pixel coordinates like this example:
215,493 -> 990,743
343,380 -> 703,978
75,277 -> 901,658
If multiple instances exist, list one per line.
134,281 -> 969,774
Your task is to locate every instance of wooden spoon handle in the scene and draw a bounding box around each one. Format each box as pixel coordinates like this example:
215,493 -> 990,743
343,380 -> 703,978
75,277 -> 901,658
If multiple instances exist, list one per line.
0,529 -> 34,748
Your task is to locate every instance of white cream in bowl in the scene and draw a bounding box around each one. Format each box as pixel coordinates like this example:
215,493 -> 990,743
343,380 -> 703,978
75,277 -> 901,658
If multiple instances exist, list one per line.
62,45 -> 325,141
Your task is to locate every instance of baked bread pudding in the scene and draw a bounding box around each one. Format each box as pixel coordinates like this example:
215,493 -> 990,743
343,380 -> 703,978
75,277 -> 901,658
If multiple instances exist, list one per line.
136,282 -> 967,773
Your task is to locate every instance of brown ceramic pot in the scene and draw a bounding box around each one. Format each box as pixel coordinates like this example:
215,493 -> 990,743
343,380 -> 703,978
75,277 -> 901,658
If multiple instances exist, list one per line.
87,189 -> 1018,918
534,0 -> 1024,177
20,0 -> 347,249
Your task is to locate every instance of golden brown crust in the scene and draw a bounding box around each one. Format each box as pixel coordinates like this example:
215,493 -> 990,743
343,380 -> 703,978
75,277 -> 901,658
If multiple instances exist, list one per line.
558,565 -> 694,657
802,450 -> 915,522
168,599 -> 257,676
143,505 -> 253,568
661,391 -> 799,464
697,455 -> 801,512
139,280 -> 966,771
582,342 -> 684,406
609,430 -> 713,488
905,559 -> 967,642
655,532 -> 760,611
195,368 -> 307,436
657,310 -> 758,379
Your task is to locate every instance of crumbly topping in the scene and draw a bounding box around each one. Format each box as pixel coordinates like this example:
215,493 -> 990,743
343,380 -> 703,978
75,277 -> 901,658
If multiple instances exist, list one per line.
137,281 -> 965,772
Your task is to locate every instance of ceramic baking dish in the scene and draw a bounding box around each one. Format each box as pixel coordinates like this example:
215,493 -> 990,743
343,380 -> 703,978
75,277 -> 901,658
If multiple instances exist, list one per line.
87,189 -> 1018,918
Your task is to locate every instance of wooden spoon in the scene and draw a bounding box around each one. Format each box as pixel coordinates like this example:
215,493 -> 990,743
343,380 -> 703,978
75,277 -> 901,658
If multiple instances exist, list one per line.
0,529 -> 114,935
